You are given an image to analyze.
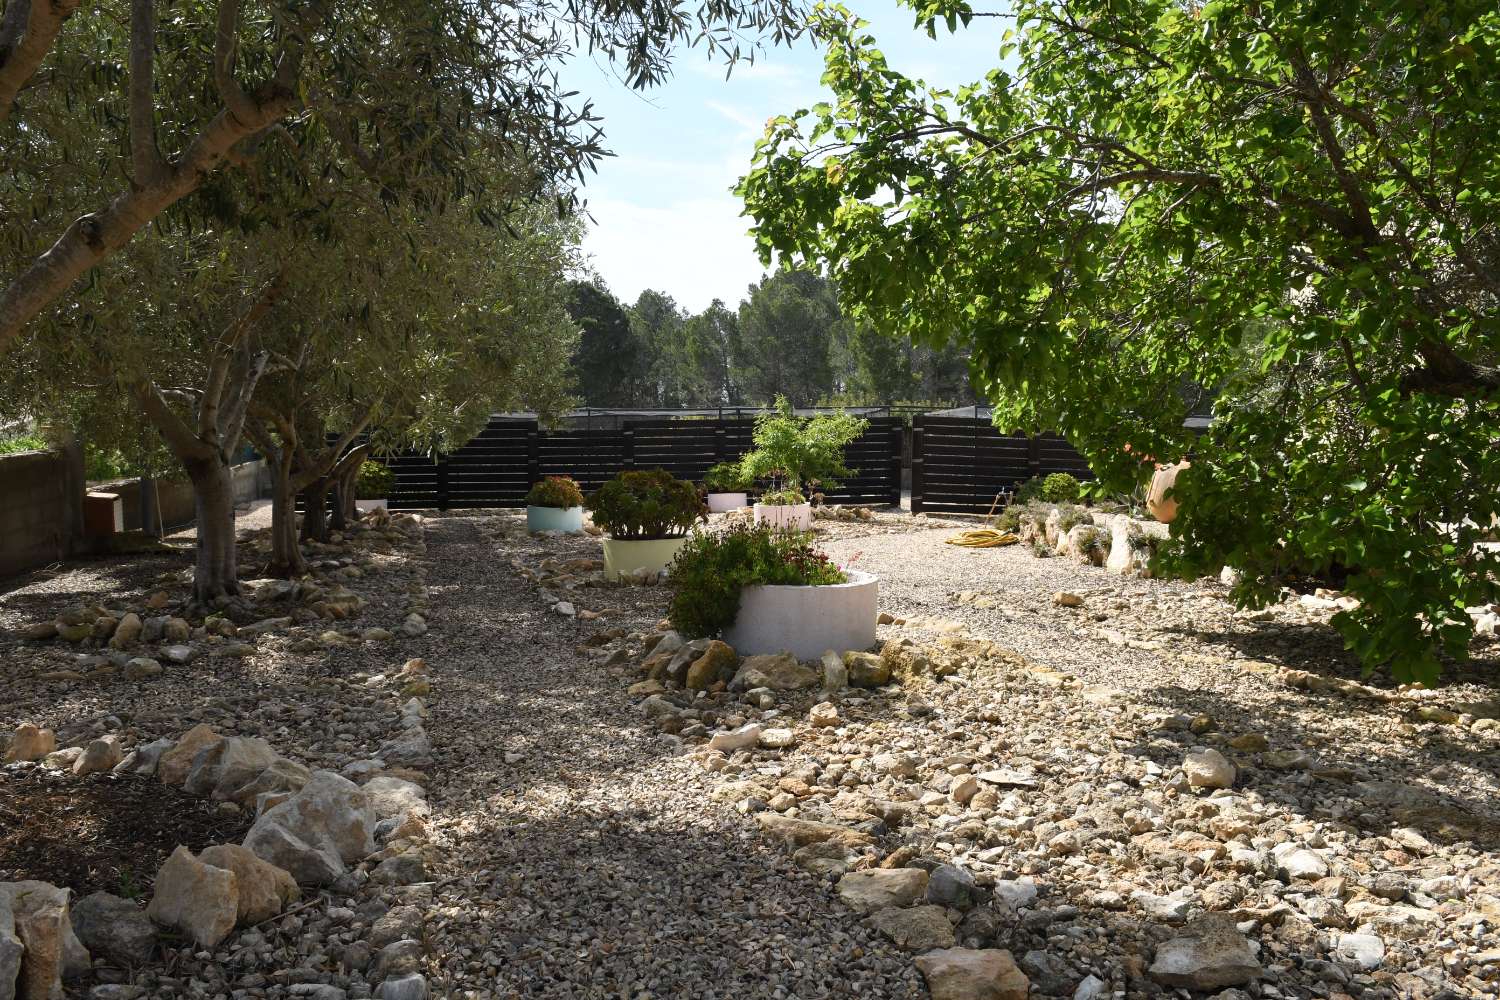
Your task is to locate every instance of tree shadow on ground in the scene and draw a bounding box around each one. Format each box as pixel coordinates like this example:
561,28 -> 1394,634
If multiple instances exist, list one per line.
1117,681 -> 1500,852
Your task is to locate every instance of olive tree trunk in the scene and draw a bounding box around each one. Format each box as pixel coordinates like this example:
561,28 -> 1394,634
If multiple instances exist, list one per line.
183,453 -> 241,605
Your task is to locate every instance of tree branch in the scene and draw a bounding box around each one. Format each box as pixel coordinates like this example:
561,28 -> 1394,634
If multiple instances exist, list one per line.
0,0 -> 81,123
136,380 -> 215,464
128,0 -> 165,185
1402,340 -> 1500,400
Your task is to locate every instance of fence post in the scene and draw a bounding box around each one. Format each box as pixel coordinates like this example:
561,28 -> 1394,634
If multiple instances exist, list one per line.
888,421 -> 902,507
622,427 -> 635,469
525,427 -> 540,488
1027,435 -> 1042,480
436,453 -> 450,511
714,424 -> 727,463
911,422 -> 925,514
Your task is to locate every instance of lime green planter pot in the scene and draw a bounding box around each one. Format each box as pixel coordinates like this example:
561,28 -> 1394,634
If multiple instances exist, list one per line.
602,536 -> 690,581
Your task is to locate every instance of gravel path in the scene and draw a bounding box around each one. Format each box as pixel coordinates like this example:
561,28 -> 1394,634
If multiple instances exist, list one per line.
416,513 -> 924,998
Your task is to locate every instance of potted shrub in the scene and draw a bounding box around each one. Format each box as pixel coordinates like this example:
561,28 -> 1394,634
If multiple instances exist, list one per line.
740,396 -> 868,532
668,522 -> 877,659
526,475 -> 586,533
700,461 -> 753,514
587,468 -> 705,581
355,461 -> 395,513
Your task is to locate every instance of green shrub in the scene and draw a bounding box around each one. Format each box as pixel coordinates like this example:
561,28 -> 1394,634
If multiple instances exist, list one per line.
1030,538 -> 1053,558
995,499 -> 1050,533
356,461 -> 396,499
668,522 -> 847,639
526,475 -> 584,509
586,468 -> 704,540
0,432 -> 48,455
759,487 -> 807,506
1054,503 -> 1093,534
1041,472 -> 1082,503
1013,477 -> 1044,504
738,396 -> 868,495
701,461 -> 753,493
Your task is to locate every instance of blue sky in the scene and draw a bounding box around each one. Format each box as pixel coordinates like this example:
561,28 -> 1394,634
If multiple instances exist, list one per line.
562,3 -> 1008,313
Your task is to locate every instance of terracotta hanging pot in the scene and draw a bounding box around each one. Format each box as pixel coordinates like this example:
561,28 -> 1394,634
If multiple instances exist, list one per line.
1147,461 -> 1190,524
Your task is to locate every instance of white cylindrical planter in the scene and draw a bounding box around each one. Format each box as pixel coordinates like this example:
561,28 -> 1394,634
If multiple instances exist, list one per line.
527,505 -> 584,533
705,492 -> 749,514
722,570 -> 878,660
602,536 -> 690,581
358,498 -> 388,513
753,502 -> 813,532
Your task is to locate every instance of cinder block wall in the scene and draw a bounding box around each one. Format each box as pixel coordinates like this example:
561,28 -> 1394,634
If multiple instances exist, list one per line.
0,449 -> 72,578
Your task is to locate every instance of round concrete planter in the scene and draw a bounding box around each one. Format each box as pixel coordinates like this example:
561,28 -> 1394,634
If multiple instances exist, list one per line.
705,491 -> 749,514
358,497 -> 388,513
722,570 -> 878,659
753,502 -> 812,532
526,505 -> 584,533
602,536 -> 690,581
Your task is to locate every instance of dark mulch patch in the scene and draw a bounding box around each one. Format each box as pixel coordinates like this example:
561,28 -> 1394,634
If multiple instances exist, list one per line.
0,768 -> 252,898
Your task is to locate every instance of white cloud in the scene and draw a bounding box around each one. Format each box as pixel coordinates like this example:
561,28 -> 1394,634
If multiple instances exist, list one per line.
580,194 -> 769,311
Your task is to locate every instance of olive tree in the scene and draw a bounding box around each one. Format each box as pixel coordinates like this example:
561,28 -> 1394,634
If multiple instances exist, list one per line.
741,0 -> 1500,680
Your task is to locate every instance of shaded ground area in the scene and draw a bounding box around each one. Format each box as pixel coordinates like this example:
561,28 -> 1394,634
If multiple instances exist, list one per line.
0,769 -> 250,898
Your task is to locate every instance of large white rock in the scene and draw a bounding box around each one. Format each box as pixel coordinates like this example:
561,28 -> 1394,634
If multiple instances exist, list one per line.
1149,914 -> 1262,989
198,845 -> 300,925
183,737 -> 279,801
915,948 -> 1030,1000
157,725 -> 223,786
145,847 -> 238,948
361,776 -> 429,821
835,868 -> 929,914
729,654 -> 820,692
0,880 -> 91,1000
3,724 -> 56,764
1182,748 -> 1236,789
242,771 -> 377,885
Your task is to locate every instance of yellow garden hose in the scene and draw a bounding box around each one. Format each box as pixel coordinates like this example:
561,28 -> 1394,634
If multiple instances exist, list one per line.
945,529 -> 1019,548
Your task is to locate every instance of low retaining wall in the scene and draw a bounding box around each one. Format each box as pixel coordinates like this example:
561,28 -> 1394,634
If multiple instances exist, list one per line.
0,446 -> 83,578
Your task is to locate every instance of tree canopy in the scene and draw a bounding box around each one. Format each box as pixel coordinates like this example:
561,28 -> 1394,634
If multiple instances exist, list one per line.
740,0 -> 1500,680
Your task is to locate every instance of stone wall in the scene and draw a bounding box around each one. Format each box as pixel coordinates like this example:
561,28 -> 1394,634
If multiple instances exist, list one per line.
0,445 -> 82,578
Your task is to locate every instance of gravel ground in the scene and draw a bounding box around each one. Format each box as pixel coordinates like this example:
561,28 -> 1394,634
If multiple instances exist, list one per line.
3,505 -> 1498,1000
415,512 -> 926,998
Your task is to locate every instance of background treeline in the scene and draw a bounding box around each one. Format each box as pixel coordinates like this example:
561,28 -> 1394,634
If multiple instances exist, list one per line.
565,268 -> 974,408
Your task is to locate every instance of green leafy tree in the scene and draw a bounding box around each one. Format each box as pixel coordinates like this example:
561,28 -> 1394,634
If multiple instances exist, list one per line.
680,299 -> 743,406
739,395 -> 868,495
630,289 -> 690,406
736,268 -> 840,404
566,280 -> 649,407
0,0 -> 804,352
741,0 -> 1500,680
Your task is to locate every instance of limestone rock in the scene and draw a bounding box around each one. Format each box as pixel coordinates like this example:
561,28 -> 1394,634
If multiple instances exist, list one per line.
183,737 -> 279,801
113,737 -> 174,777
72,736 -> 124,777
0,880 -> 90,1000
844,651 -> 890,688
109,613 -> 142,648
4,725 -> 56,764
0,895 -> 20,1000
198,845 -> 300,925
1149,914 -> 1262,990
754,814 -> 874,850
69,892 -> 155,966
868,905 -> 956,951
809,702 -> 840,727
731,653 -> 818,691
685,640 -> 737,691
820,650 -> 848,691
915,948 -> 1030,1000
157,725 -> 223,786
708,724 -> 762,753
223,757 -> 312,808
1182,748 -> 1235,789
242,770 -> 377,885
145,847 -> 238,948
836,868 -> 929,913
361,776 -> 429,821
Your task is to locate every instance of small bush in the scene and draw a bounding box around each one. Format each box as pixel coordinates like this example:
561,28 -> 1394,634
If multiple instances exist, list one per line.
356,461 -> 395,499
526,475 -> 584,509
669,522 -> 847,638
1030,538 -> 1053,558
0,432 -> 48,455
1054,503 -> 1093,534
1041,472 -> 1082,503
587,468 -> 704,540
701,461 -> 753,493
738,396 -> 868,495
1012,477 -> 1044,504
995,499 -> 1050,533
759,487 -> 807,506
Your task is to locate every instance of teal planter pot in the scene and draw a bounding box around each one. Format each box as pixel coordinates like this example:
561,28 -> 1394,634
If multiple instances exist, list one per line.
527,505 -> 584,533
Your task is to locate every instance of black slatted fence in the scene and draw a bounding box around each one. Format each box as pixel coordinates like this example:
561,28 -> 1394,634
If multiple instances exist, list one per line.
911,414 -> 1093,515
380,412 -> 904,510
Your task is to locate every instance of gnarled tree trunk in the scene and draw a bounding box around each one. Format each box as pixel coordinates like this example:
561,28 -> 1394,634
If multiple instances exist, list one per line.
183,453 -> 240,605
